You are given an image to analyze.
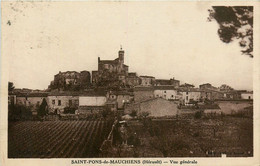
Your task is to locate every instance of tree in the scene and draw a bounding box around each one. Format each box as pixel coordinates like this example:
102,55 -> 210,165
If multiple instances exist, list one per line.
8,82 -> 15,92
37,98 -> 48,117
208,6 -> 253,57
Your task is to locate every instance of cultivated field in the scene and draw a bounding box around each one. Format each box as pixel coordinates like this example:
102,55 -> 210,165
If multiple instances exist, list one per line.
126,116 -> 253,157
8,120 -> 113,158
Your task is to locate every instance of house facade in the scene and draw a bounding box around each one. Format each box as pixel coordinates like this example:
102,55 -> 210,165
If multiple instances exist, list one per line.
179,89 -> 201,105
154,86 -> 179,100
78,91 -> 107,114
126,72 -> 140,87
49,70 -> 91,90
107,91 -> 134,110
47,92 -> 79,114
241,92 -> 253,100
139,76 -> 155,86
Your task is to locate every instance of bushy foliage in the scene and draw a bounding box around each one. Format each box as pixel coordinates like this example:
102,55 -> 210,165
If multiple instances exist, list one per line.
208,6 -> 253,57
63,106 -> 77,114
194,111 -> 202,119
8,104 -> 32,120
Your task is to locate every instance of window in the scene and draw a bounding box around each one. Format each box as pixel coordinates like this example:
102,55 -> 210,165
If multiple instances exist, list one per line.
164,91 -> 166,93
171,95 -> 174,97
58,100 -> 61,106
186,92 -> 189,95
37,101 -> 40,106
52,100 -> 55,105
69,100 -> 72,106
186,96 -> 188,100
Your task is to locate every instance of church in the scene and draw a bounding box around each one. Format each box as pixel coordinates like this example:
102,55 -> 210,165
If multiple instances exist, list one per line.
92,47 -> 130,87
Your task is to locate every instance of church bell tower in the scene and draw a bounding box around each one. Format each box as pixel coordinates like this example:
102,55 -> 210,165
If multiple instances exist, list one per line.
118,45 -> 124,64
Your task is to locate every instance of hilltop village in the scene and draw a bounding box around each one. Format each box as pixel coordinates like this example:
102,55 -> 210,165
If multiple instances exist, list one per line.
8,47 -> 253,118
8,47 -> 254,158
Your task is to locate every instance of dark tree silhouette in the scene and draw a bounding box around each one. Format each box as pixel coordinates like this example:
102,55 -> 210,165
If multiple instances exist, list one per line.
8,82 -> 15,92
208,6 -> 253,58
37,98 -> 48,117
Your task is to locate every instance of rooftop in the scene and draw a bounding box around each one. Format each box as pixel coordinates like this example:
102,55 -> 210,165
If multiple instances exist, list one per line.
134,86 -> 154,91
49,90 -> 106,97
15,92 -> 49,97
154,85 -> 176,90
140,75 -> 155,78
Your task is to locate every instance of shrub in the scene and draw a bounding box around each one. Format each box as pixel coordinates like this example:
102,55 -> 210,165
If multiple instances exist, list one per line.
130,110 -> 137,117
8,104 -> 33,120
194,111 -> 202,119
63,106 -> 77,114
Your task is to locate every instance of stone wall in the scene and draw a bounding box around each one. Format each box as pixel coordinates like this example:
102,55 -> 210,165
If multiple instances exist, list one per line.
133,91 -> 154,102
139,98 -> 179,117
215,100 -> 253,114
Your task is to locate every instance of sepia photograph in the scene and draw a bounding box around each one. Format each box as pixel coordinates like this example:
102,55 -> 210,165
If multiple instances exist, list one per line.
0,1 -> 260,165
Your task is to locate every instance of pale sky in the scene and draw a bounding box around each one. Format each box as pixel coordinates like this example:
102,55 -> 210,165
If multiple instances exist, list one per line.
2,2 -> 253,90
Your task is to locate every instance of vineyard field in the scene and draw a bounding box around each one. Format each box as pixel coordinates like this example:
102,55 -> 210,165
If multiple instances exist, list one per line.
8,120 -> 113,158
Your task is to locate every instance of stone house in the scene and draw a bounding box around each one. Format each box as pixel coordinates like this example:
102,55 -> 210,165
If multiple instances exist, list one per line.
170,78 -> 180,88
179,88 -> 201,105
211,90 -> 225,100
49,70 -> 91,90
155,77 -> 180,87
126,72 -> 140,87
78,91 -> 107,114
154,85 -> 179,100
133,86 -> 154,102
199,83 -> 218,91
222,90 -> 241,100
107,91 -> 134,110
200,90 -> 225,101
200,90 -> 212,101
16,92 -> 49,113
241,91 -> 253,100
47,92 -> 79,114
139,76 -> 155,86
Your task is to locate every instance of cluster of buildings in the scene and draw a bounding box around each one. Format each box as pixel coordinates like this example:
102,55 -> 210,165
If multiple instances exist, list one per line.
8,48 -> 253,117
